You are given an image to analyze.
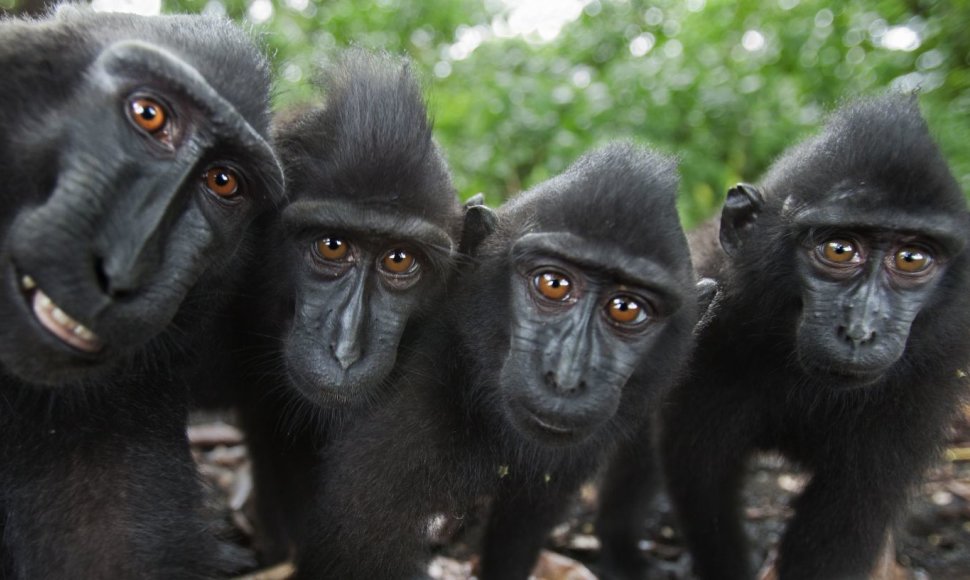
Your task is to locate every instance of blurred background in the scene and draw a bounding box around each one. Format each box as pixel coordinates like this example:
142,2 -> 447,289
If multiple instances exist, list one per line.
5,0 -> 969,227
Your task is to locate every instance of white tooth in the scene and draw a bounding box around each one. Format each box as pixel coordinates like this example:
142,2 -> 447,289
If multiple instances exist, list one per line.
74,326 -> 95,341
36,290 -> 51,309
21,275 -> 36,290
51,307 -> 71,327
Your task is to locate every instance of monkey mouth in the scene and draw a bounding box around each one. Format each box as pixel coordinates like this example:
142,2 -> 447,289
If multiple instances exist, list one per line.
528,411 -> 576,436
19,274 -> 104,353
511,403 -> 592,445
826,367 -> 884,387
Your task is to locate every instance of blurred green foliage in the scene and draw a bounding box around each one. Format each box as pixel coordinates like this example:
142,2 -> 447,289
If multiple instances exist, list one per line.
161,0 -> 969,224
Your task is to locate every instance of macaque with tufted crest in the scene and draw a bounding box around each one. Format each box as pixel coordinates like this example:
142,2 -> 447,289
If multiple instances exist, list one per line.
0,8 -> 283,578
595,94 -> 970,580
294,141 -> 698,579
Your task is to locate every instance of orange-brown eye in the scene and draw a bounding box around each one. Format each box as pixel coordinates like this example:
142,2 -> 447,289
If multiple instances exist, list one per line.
819,239 -> 859,264
203,167 -> 239,198
129,97 -> 168,134
607,295 -> 647,325
534,271 -> 571,301
316,237 -> 349,261
894,247 -> 932,273
381,249 -> 415,274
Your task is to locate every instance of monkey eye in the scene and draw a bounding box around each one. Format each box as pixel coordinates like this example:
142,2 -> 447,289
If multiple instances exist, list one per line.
314,237 -> 351,262
380,248 -> 417,275
818,238 -> 861,266
203,166 -> 241,199
892,246 -> 933,274
533,271 -> 572,301
605,294 -> 650,326
128,96 -> 172,145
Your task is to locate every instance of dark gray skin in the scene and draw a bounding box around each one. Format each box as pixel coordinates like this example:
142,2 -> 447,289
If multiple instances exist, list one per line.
594,95 -> 970,580
279,198 -> 459,404
227,50 -> 463,563
500,230 -> 689,444
296,142 -> 697,579
0,7 -> 283,578
268,50 -> 462,408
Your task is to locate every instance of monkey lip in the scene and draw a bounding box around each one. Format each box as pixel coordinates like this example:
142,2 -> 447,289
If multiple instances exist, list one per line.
516,404 -> 589,441
20,275 -> 104,353
529,412 -> 575,435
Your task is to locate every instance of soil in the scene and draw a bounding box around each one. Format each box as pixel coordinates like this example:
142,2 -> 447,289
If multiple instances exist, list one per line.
192,407 -> 970,579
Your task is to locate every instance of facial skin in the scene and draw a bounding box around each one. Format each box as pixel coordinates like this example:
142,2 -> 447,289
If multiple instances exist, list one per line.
0,8 -> 282,579
279,200 -> 457,405
268,49 -> 462,409
500,231 -> 685,445
228,49 -> 463,564
795,233 -> 940,382
632,95 -> 970,580
292,141 -> 698,580
0,31 -> 283,387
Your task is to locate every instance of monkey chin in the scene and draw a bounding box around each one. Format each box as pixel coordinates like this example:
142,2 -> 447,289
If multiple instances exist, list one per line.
505,399 -> 597,448
283,358 -> 388,410
798,358 -> 890,390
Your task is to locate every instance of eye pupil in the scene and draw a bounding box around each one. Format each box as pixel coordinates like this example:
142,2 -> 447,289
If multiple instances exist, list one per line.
129,97 -> 168,135
203,166 -> 239,198
894,247 -> 931,273
382,249 -> 416,274
820,238 -> 858,264
534,272 -> 571,301
608,295 -> 644,324
316,237 -> 349,261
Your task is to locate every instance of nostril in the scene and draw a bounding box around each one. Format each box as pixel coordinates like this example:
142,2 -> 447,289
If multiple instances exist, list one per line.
838,325 -> 876,345
93,256 -> 135,299
837,326 -> 851,343
544,371 -> 557,390
93,255 -> 114,296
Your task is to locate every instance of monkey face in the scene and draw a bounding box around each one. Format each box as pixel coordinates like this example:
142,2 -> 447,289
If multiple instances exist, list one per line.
497,232 -> 684,447
0,41 -> 283,386
794,228 -> 954,387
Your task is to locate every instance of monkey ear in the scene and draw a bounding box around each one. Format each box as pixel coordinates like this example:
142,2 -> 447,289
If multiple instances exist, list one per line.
719,183 -> 764,257
464,192 -> 486,208
459,204 -> 498,255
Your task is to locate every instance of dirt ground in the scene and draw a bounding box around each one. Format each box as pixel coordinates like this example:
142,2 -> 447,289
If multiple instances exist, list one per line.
192,407 -> 970,579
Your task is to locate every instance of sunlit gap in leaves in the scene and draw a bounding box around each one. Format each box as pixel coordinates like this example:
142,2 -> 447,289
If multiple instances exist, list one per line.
434,0 -> 592,78
91,0 -> 161,15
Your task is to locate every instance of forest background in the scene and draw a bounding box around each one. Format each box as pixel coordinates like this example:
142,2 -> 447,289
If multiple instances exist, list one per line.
5,0 -> 967,227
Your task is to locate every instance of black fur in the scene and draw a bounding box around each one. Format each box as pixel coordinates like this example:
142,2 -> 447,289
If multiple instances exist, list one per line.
295,142 -> 697,579
0,7 -> 283,578
599,94 -> 970,580
226,49 -> 463,563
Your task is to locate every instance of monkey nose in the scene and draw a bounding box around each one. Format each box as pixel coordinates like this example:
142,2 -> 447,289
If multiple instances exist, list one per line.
838,323 -> 876,346
543,370 -> 586,396
332,341 -> 361,370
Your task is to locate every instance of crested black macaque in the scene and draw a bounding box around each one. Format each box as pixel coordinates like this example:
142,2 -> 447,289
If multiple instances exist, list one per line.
295,142 -> 697,579
599,95 -> 970,580
229,49 -> 463,562
0,7 -> 283,578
